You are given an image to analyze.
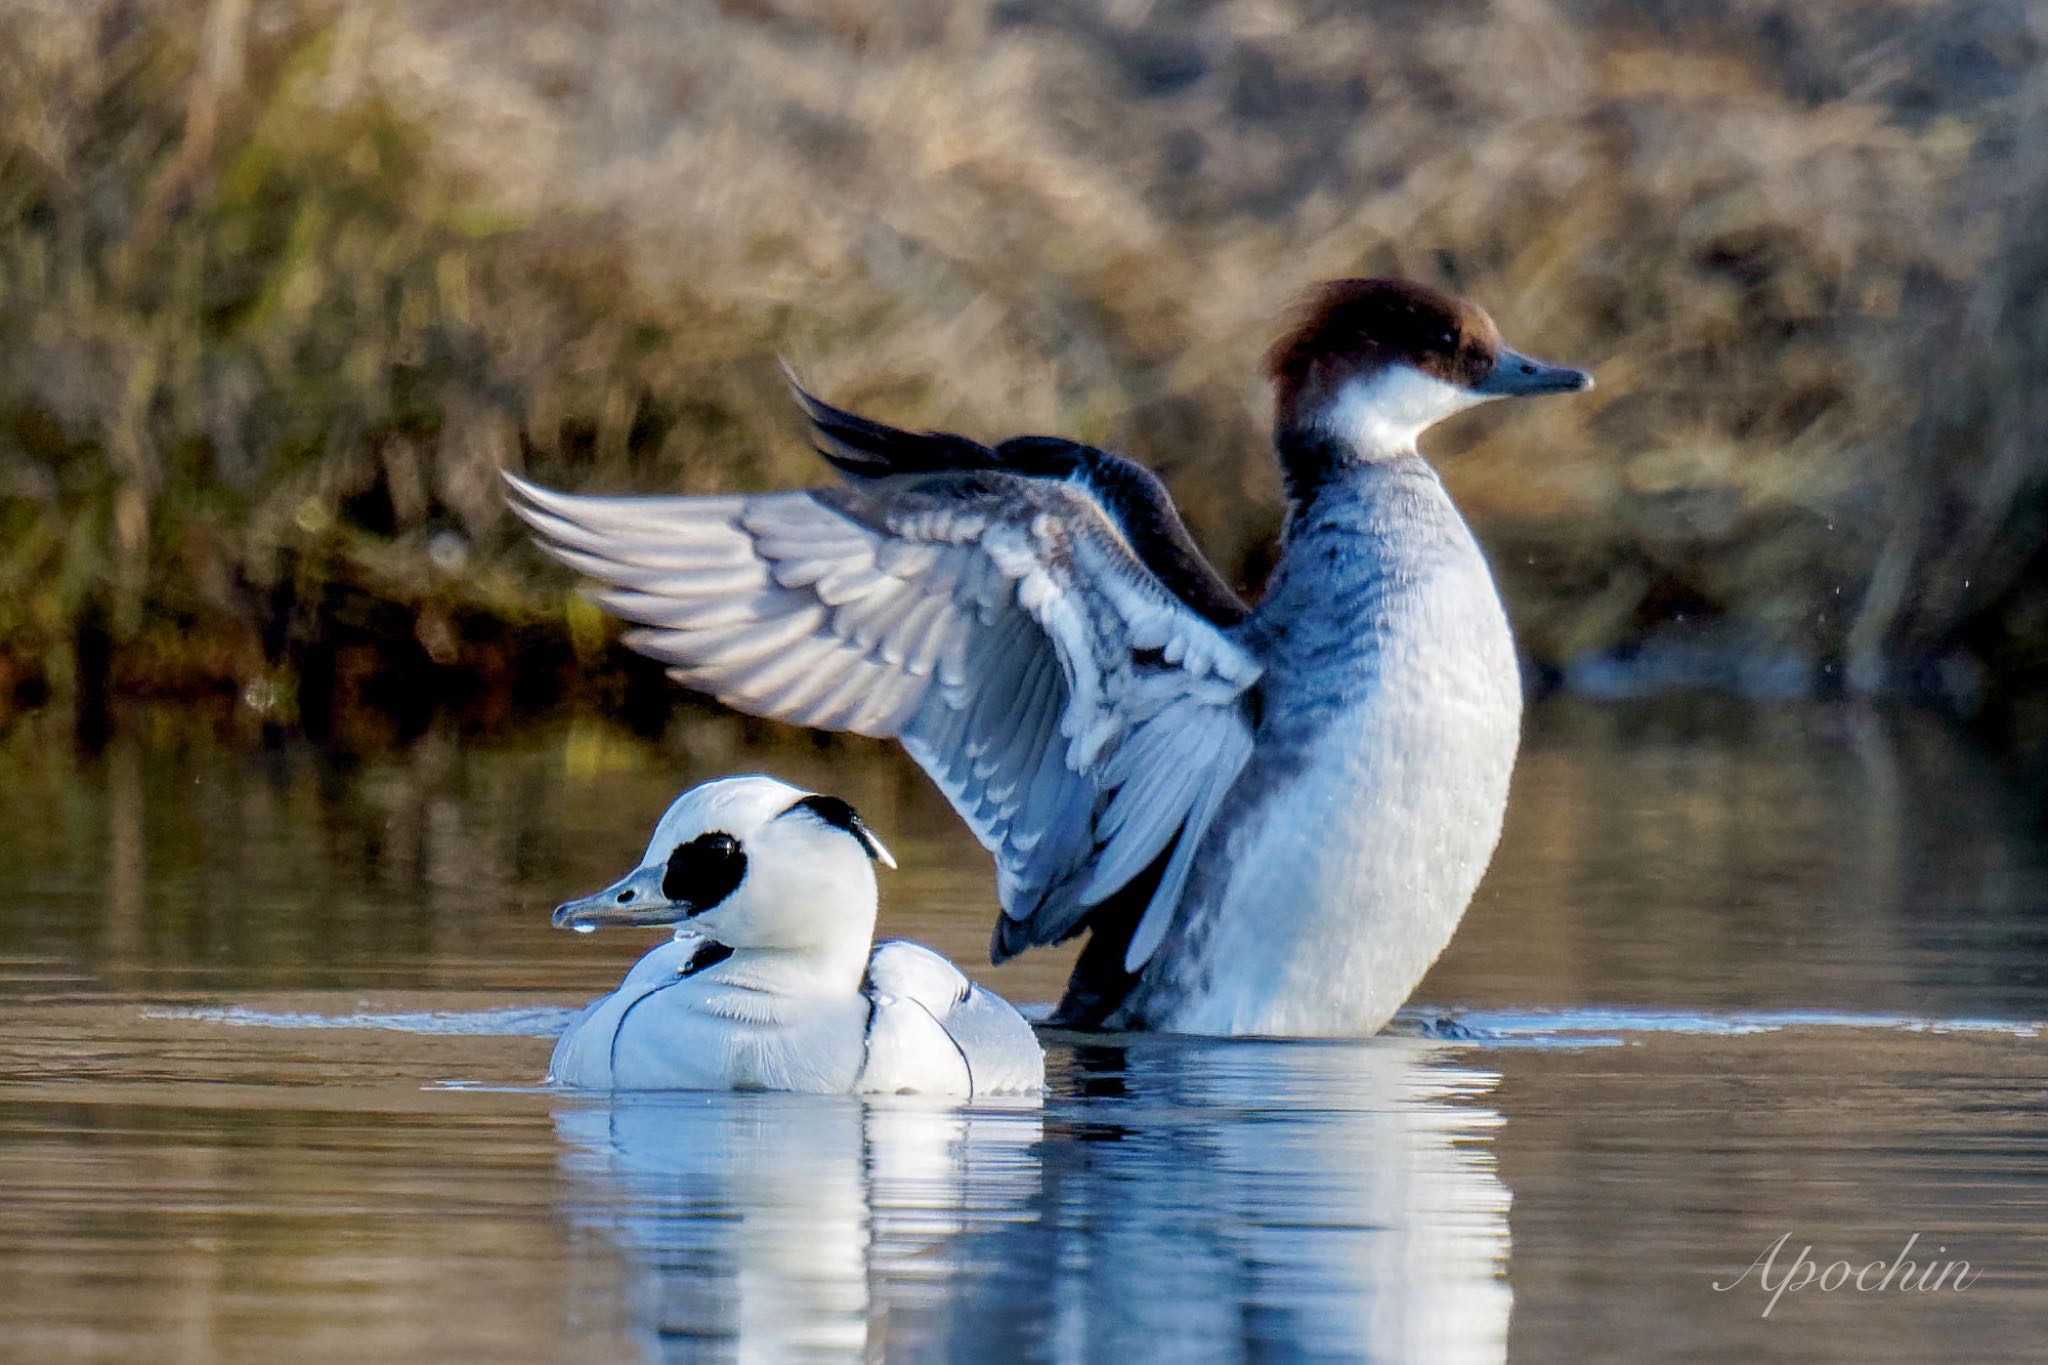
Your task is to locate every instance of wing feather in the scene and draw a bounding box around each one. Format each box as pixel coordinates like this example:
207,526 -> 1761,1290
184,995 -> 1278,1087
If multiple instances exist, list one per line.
506,464 -> 1260,968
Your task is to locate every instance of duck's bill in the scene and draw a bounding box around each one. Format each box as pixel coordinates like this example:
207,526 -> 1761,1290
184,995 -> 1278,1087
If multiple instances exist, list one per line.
1474,347 -> 1594,397
552,866 -> 694,931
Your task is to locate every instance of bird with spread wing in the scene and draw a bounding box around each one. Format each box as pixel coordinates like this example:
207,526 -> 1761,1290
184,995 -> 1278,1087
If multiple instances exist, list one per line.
509,280 -> 1592,1035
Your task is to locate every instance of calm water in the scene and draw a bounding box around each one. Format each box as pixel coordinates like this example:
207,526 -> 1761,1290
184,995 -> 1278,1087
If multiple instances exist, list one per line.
2,699 -> 2046,1362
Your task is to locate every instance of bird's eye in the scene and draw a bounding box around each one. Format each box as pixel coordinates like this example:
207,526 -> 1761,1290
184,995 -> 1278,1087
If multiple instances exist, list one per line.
663,831 -> 747,908
1435,330 -> 1457,350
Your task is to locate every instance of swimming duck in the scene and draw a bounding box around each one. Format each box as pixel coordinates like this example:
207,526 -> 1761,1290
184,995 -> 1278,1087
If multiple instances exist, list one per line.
510,278 -> 1592,1038
547,775 -> 1044,1095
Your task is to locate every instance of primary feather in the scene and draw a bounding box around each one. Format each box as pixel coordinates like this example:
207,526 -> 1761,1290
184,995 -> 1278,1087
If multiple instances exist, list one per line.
507,436 -> 1259,974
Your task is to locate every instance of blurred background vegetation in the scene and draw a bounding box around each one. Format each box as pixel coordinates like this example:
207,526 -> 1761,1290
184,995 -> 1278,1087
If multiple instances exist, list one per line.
1,0 -> 2043,777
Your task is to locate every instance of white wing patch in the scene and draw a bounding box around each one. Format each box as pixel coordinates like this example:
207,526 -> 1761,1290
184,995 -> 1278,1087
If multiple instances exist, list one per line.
507,471 -> 1260,971
858,941 -> 1043,1096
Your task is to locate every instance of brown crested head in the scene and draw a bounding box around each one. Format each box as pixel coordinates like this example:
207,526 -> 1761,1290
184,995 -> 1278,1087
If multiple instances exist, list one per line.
1264,278 -> 1501,419
1262,278 -> 1591,488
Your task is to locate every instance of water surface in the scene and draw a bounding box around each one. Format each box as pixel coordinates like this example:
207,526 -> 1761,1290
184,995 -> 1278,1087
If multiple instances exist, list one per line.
2,699 -> 2045,1362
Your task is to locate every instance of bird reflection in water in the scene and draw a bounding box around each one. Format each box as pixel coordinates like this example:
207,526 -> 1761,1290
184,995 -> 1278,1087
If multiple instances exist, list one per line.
552,1036 -> 1510,1362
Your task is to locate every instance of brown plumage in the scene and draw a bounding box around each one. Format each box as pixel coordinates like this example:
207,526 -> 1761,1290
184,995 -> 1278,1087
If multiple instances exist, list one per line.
1265,278 -> 1502,428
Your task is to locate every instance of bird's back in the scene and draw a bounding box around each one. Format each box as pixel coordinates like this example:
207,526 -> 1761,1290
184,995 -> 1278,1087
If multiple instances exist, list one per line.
859,941 -> 1045,1096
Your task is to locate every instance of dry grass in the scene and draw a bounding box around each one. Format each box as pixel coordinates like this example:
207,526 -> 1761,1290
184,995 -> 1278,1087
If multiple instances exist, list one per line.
1,0 -> 2043,738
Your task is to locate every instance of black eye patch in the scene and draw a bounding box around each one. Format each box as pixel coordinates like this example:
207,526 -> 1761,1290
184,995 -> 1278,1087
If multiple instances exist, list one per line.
662,832 -> 747,912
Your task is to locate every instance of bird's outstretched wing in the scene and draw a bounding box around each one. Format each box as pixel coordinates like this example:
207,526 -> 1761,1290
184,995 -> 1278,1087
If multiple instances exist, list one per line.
790,379 -> 1251,630
506,402 -> 1259,973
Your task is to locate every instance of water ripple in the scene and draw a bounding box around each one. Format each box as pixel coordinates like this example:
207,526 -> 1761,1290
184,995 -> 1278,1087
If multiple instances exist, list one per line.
1403,1005 -> 2043,1048
143,1004 -> 578,1037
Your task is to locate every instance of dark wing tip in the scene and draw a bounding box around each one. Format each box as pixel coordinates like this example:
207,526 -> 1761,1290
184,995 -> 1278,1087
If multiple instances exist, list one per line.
989,913 -> 1032,965
779,362 -> 998,480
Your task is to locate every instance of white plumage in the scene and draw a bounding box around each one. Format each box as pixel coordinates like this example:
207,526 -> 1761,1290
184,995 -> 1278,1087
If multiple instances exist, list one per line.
547,775 -> 1043,1096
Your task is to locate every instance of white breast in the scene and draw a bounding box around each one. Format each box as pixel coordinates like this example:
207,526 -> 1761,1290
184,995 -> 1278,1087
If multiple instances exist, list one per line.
549,939 -> 870,1093
1165,546 -> 1522,1037
551,938 -> 1043,1096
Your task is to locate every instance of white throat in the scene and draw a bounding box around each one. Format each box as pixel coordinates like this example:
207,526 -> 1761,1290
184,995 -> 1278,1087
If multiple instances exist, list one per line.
681,849 -> 880,993
1314,366 -> 1487,458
